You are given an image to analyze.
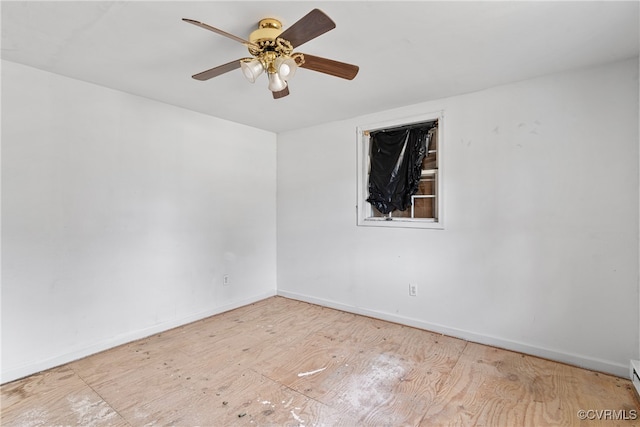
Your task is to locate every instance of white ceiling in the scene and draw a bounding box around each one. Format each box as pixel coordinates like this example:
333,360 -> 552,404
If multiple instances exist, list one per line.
2,1 -> 638,133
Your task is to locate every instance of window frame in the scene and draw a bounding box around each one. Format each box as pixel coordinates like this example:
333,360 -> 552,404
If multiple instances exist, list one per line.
356,111 -> 444,229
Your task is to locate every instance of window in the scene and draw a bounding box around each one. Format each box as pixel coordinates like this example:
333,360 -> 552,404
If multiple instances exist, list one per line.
357,111 -> 443,229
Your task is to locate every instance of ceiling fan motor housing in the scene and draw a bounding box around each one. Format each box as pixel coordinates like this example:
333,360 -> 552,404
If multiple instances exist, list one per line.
249,18 -> 283,44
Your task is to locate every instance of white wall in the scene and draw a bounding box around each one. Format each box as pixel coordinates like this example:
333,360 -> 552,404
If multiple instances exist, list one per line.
277,58 -> 640,377
3,57 -> 637,384
1,60 -> 277,383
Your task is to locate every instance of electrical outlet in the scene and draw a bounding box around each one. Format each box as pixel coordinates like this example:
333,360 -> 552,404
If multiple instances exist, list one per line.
409,283 -> 417,296
223,274 -> 230,286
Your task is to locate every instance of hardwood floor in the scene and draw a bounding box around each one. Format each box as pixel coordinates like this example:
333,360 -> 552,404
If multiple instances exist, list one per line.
2,296 -> 639,426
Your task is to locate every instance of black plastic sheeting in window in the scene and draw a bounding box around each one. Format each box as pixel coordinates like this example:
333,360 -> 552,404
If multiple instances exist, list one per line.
366,123 -> 436,215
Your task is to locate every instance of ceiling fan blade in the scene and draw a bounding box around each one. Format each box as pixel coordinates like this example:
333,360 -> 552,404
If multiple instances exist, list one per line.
277,9 -> 336,48
183,18 -> 259,49
192,59 -> 242,81
299,54 -> 359,80
272,86 -> 290,99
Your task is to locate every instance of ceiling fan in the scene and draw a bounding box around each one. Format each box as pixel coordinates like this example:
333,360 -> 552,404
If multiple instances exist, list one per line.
183,9 -> 359,99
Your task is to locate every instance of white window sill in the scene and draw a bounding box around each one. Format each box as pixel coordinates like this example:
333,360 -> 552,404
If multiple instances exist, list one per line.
358,217 -> 444,229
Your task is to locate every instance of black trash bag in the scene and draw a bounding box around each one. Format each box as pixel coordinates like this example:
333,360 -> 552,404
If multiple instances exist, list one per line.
367,125 -> 431,215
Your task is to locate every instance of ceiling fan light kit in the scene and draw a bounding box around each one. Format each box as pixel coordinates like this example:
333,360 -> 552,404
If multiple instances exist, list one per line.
183,9 -> 359,99
267,71 -> 288,92
274,56 -> 297,80
240,58 -> 264,83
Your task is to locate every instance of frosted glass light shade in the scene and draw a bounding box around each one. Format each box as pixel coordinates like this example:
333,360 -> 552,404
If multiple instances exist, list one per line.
267,72 -> 287,92
241,59 -> 264,83
275,57 -> 298,80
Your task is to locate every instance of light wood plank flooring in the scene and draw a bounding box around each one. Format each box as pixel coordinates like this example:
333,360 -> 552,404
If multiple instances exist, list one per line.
2,296 -> 639,426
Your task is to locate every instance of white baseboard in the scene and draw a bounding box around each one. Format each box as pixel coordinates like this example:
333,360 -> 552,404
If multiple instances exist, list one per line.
5,289 -> 628,384
277,290 -> 629,379
1,291 -> 276,384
